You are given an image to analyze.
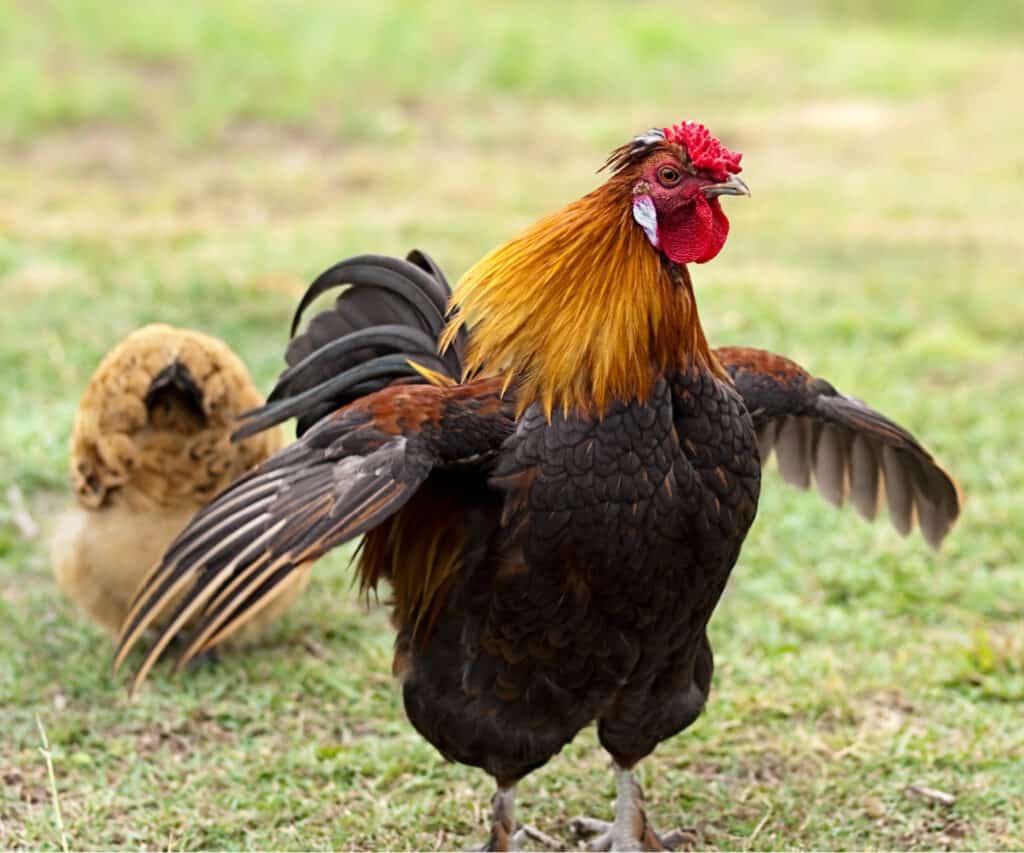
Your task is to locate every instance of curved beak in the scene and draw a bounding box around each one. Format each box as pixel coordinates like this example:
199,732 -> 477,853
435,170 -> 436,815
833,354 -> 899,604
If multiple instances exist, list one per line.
702,174 -> 750,198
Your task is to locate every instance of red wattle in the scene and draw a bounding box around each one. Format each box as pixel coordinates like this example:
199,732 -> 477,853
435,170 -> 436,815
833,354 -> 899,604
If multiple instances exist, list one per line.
657,196 -> 730,265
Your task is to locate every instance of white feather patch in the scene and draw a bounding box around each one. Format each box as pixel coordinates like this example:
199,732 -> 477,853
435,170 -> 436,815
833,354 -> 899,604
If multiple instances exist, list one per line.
632,195 -> 660,248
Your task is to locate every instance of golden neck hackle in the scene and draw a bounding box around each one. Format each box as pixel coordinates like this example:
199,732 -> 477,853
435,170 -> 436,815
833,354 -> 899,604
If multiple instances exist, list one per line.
441,176 -> 725,417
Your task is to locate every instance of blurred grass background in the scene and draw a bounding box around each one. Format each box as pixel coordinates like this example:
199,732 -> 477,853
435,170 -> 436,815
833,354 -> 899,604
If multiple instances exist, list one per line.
1,0 -> 1022,849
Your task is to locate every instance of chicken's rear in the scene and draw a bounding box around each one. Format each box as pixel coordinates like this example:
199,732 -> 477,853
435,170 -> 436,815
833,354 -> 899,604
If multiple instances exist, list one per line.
52,323 -> 309,641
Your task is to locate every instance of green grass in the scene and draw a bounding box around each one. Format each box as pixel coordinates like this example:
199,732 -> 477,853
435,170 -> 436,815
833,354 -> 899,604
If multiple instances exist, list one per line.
2,0 -> 1023,849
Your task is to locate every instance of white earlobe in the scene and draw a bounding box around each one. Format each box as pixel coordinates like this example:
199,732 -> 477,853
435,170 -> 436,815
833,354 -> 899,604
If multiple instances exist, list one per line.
632,195 -> 660,248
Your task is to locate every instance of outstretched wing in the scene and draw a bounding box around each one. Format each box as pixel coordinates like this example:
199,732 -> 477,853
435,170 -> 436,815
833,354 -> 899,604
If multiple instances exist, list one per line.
716,346 -> 961,549
114,377 -> 512,692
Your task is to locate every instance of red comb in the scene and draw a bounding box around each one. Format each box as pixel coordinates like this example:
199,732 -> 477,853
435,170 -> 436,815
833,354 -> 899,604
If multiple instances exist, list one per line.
663,122 -> 742,179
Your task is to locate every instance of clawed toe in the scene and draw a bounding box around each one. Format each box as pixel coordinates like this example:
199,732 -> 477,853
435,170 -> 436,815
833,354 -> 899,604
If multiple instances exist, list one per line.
571,817 -> 612,837
568,814 -> 691,851
514,824 -> 561,850
481,823 -> 561,851
657,828 -> 694,850
570,816 -> 613,850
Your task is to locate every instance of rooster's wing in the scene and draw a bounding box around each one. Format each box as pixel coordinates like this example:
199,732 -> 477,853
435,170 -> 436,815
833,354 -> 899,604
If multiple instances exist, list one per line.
114,377 -> 513,691
716,346 -> 961,548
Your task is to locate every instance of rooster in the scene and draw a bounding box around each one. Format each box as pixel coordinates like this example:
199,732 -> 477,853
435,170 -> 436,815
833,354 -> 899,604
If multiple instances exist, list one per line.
114,124 -> 960,850
52,323 -> 310,644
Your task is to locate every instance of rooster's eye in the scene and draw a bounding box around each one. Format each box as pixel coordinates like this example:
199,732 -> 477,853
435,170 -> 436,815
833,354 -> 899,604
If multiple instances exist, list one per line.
657,166 -> 682,187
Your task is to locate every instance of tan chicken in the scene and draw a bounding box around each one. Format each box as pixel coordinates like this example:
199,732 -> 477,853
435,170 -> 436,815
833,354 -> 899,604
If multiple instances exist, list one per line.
52,323 -> 310,644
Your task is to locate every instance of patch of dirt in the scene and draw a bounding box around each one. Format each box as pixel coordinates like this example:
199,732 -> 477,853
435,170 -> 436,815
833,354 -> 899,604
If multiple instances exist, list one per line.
682,747 -> 821,789
857,688 -> 918,733
127,708 -> 241,758
897,815 -> 974,850
1,765 -> 47,807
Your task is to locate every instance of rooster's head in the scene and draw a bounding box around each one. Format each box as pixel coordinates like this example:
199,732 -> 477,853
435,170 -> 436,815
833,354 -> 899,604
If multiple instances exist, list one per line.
447,119 -> 744,416
606,122 -> 748,265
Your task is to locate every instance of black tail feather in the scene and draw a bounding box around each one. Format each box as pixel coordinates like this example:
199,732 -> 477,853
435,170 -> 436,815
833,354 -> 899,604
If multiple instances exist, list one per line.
405,248 -> 451,292
269,325 -> 441,404
233,354 -> 441,440
288,254 -> 450,341
402,249 -> 469,355
237,250 -> 467,440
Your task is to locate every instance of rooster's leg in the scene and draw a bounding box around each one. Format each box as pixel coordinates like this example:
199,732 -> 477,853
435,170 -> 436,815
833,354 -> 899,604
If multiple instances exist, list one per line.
481,784 -> 559,852
570,763 -> 687,852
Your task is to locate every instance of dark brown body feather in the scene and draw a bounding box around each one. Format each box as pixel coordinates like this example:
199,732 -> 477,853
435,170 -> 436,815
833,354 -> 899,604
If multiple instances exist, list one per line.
398,369 -> 759,782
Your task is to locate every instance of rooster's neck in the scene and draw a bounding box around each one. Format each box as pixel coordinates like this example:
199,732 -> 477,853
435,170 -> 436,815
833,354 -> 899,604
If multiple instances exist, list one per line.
443,181 -> 725,417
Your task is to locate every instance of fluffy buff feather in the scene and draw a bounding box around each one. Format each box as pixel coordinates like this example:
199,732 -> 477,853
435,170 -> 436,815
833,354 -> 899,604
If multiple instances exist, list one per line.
68,324 -> 277,509
51,323 -> 309,640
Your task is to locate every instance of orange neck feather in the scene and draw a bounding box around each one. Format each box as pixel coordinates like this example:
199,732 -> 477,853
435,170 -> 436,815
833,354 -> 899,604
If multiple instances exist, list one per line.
443,175 -> 725,417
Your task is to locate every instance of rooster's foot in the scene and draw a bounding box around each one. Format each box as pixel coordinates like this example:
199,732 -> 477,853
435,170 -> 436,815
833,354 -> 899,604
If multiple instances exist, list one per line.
569,762 -> 691,851
570,816 -> 688,851
480,784 -> 560,851
481,823 -> 560,851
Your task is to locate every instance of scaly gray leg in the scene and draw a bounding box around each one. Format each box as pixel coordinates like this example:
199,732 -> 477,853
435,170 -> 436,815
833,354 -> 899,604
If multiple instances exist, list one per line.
570,763 -> 688,851
481,784 -> 560,851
